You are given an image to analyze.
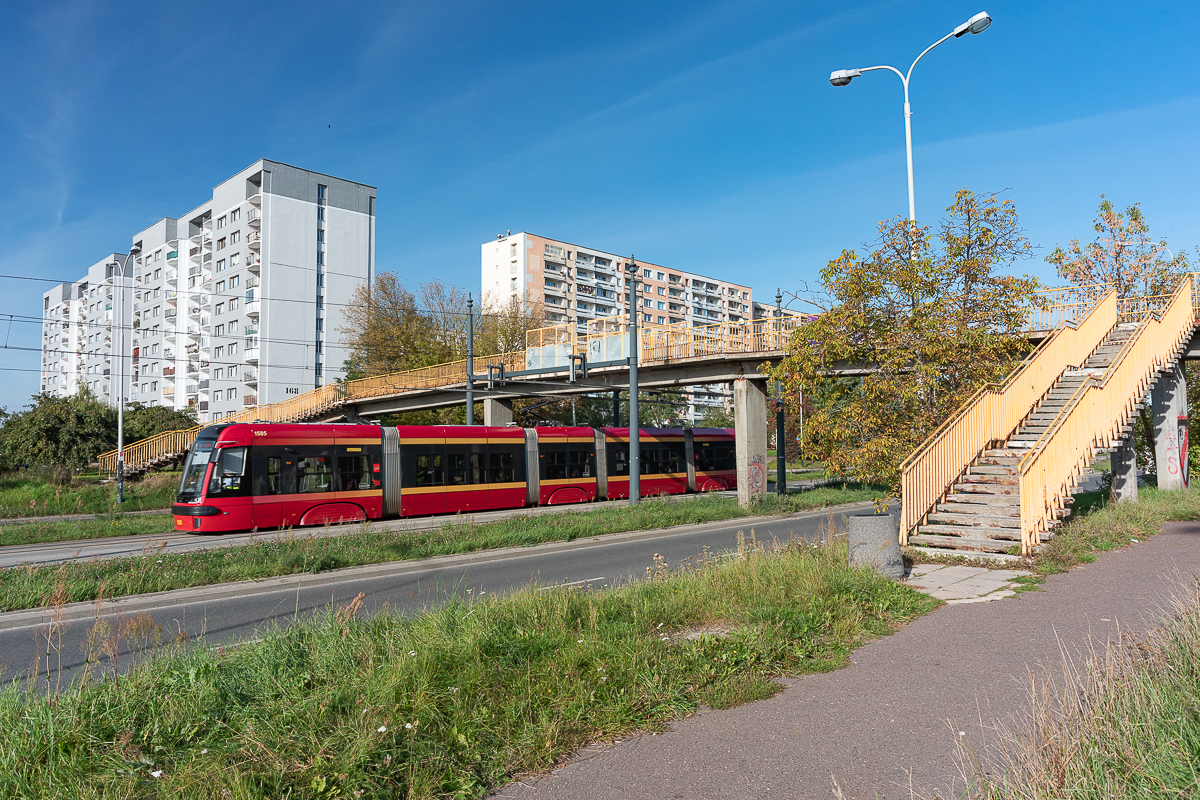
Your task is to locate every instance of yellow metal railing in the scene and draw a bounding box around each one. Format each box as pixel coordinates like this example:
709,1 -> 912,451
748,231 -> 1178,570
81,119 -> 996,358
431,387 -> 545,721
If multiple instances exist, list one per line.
1026,283 -> 1111,331
1017,278 -> 1196,554
899,289 -> 1119,544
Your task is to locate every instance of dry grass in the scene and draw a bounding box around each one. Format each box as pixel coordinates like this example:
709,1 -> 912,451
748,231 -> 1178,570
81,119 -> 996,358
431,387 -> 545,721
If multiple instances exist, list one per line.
958,577 -> 1200,798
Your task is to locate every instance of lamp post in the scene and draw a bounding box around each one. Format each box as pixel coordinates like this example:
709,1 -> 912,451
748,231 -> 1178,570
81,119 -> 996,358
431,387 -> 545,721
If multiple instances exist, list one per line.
829,11 -> 991,223
625,256 -> 640,506
110,244 -> 141,504
466,293 -> 474,425
775,289 -> 786,496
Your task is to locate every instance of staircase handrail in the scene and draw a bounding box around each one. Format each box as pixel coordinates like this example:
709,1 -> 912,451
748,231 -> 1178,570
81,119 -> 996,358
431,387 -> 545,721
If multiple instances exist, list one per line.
899,288 -> 1119,543
1017,277 -> 1195,554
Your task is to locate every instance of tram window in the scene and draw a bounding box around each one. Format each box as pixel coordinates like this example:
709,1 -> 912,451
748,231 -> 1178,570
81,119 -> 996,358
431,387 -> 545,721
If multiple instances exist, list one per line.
641,448 -> 662,475
469,452 -> 485,484
545,450 -> 568,480
447,453 -> 468,485
611,447 -> 629,476
663,444 -> 685,473
297,454 -> 333,493
208,447 -> 249,496
267,457 -> 281,494
415,454 -> 444,487
338,455 -> 370,491
490,451 -> 515,483
569,449 -> 592,478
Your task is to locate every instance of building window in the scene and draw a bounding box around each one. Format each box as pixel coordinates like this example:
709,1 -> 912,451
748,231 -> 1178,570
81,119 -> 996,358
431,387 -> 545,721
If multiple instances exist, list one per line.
231,253 -> 240,266
657,287 -> 665,295
316,296 -> 323,309
231,231 -> 240,244
316,251 -> 324,266
510,277 -> 517,292
643,298 -> 651,307
316,229 -> 325,243
657,301 -> 665,310
230,298 -> 239,311
215,302 -> 224,315
217,215 -> 226,229
230,209 -> 240,222
643,314 -> 652,322
230,320 -> 238,333
214,346 -> 224,358
229,342 -> 238,355
214,368 -> 223,380
510,243 -> 517,257
317,184 -> 327,203
227,388 -> 237,401
217,237 -> 226,250
657,316 -> 665,324
216,280 -> 226,293
216,259 -> 225,272
656,272 -> 664,280
642,269 -> 651,278
215,324 -> 225,336
230,276 -> 240,288
317,206 -> 325,221
315,318 -> 323,332
154,269 -> 161,280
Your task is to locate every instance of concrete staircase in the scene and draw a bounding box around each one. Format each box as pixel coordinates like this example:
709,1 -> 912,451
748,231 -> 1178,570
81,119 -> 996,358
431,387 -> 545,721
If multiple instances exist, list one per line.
909,323 -> 1142,560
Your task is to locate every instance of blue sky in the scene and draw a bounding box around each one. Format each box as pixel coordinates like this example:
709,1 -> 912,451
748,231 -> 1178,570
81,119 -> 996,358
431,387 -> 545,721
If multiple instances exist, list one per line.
2,0 -> 1198,411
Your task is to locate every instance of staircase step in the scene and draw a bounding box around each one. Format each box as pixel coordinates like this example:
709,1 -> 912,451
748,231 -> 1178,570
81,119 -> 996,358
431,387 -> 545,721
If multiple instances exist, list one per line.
908,534 -> 1016,553
960,475 -> 1018,486
983,449 -> 1025,459
954,483 -> 1018,496
945,492 -> 1020,506
926,512 -> 1021,529
919,524 -> 1020,540
968,465 -> 1018,475
936,501 -> 1019,517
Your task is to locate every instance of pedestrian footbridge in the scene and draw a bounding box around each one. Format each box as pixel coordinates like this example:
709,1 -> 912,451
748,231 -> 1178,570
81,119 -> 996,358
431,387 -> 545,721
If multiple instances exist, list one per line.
101,279 -> 1200,557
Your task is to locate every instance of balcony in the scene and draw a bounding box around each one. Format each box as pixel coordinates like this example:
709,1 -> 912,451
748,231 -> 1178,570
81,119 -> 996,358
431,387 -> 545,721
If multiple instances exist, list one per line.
244,347 -> 260,364
243,394 -> 257,406
247,231 -> 262,250
246,208 -> 261,227
166,251 -> 179,266
162,386 -> 175,397
202,253 -> 212,264
243,369 -> 258,385
246,256 -> 261,274
198,401 -> 208,412
165,269 -> 178,285
163,366 -> 175,377
248,192 -> 262,206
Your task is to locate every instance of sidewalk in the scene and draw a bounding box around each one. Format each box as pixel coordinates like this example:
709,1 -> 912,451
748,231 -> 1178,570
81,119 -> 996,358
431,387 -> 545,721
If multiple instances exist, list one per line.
494,520 -> 1200,799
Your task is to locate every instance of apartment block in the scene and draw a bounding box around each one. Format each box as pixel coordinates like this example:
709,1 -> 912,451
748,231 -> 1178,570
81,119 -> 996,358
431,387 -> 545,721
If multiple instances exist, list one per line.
40,160 -> 375,423
481,232 -> 753,332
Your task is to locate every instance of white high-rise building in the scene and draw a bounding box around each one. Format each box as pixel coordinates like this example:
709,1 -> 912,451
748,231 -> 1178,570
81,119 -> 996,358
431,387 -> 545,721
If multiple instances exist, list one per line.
40,160 -> 376,423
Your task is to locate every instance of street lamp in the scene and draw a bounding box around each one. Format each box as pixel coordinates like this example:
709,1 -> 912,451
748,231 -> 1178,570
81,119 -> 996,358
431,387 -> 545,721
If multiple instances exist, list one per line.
829,11 -> 991,223
109,243 -> 141,504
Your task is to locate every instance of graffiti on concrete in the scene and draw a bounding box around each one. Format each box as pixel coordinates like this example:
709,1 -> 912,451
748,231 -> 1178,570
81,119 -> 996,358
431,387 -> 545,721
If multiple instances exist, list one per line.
749,454 -> 765,493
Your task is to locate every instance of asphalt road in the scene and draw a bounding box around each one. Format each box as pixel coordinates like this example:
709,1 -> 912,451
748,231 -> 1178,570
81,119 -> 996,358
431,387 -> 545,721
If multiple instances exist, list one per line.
0,503 -> 865,688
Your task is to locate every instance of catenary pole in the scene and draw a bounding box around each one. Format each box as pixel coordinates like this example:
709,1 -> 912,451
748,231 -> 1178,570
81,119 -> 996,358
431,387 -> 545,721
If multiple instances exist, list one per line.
775,289 -> 786,495
626,257 -> 640,505
466,293 -> 474,425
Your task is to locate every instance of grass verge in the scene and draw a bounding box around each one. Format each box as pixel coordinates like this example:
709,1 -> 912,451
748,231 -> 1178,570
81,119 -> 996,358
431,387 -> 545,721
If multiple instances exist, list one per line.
0,470 -> 179,519
0,488 -> 879,612
0,483 -> 878,549
0,536 -> 937,798
963,578 -> 1200,797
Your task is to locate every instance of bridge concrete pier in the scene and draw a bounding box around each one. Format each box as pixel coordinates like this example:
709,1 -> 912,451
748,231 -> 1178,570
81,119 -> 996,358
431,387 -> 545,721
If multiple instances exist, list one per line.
1147,362 -> 1185,489
734,377 -> 769,508
484,397 -> 514,426
1152,362 -> 1189,490
1111,435 -> 1138,502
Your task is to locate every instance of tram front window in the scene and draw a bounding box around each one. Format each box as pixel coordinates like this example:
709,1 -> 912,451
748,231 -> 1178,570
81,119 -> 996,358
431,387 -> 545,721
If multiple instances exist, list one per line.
177,441 -> 216,503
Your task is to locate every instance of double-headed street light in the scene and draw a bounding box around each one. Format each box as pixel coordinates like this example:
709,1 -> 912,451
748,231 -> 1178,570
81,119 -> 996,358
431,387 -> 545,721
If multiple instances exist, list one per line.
109,243 -> 141,504
829,11 -> 991,223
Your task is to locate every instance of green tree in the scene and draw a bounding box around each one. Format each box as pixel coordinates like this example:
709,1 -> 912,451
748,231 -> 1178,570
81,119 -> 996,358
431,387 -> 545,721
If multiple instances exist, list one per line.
0,391 -> 117,470
772,190 -> 1040,490
123,403 -> 199,443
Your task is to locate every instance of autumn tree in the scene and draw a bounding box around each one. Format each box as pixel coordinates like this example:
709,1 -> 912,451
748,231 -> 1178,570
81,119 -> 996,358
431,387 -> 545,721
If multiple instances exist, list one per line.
1047,196 -> 1191,297
338,275 -> 545,381
1048,196 -> 1196,477
772,189 -> 1040,490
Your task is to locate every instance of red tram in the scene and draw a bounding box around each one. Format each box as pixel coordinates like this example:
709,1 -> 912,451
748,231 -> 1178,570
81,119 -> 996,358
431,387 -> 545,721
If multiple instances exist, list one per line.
172,423 -> 737,533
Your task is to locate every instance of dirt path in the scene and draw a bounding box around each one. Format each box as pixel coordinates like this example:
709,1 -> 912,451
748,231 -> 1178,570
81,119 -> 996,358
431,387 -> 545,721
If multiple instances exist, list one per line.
493,521 -> 1200,799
